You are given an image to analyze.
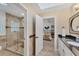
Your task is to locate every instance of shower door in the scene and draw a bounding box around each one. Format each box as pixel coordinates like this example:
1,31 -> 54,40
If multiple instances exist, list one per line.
6,13 -> 24,55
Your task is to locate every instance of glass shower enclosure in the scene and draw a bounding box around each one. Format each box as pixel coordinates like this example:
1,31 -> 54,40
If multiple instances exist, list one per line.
6,13 -> 24,55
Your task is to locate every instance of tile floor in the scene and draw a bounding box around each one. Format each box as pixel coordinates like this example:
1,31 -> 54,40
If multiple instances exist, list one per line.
37,38 -> 59,56
0,49 -> 20,56
0,38 -> 58,56
7,42 -> 24,55
0,39 -> 24,56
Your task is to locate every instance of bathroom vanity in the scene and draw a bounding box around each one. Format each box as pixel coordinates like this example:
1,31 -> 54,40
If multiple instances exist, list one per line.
58,35 -> 79,56
58,36 -> 75,56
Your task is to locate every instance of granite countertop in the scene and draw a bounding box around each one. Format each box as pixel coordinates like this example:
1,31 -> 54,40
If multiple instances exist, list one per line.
58,34 -> 79,56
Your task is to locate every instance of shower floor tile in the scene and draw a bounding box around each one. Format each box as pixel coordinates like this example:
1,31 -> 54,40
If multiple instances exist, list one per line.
7,42 -> 24,55
0,49 -> 20,56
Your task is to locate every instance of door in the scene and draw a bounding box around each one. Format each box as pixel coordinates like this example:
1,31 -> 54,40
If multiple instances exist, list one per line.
35,15 -> 43,55
6,13 -> 24,55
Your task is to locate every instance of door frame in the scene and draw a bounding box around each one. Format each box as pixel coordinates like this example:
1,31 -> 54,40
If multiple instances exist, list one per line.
18,3 -> 28,56
43,16 -> 57,51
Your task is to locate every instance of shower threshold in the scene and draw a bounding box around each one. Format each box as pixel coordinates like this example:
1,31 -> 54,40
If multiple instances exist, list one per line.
5,48 -> 24,56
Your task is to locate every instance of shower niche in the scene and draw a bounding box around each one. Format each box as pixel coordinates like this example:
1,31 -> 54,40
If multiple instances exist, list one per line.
6,13 -> 24,55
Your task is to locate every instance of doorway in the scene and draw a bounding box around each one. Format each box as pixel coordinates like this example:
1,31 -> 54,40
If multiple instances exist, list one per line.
37,17 -> 57,56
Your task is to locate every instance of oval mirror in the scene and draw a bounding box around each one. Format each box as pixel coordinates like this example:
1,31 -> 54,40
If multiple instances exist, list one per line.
69,12 -> 79,34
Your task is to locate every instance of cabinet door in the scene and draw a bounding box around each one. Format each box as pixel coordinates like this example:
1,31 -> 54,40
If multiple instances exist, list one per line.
63,44 -> 74,56
58,38 -> 61,55
58,38 -> 64,56
58,38 -> 74,56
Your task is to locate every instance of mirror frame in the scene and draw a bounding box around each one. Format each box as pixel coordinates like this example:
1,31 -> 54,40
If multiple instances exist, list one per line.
69,12 -> 79,34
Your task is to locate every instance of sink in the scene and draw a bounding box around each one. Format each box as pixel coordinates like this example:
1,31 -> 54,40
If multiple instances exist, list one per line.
67,41 -> 79,47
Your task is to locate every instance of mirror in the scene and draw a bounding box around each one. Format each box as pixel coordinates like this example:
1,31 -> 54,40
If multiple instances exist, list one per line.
69,12 -> 79,34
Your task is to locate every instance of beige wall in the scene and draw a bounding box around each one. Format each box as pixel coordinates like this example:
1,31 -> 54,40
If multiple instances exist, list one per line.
40,6 -> 73,35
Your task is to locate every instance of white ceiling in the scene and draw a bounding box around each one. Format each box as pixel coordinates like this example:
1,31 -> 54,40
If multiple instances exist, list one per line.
0,3 -> 74,16
38,3 -> 65,10
0,3 -> 25,17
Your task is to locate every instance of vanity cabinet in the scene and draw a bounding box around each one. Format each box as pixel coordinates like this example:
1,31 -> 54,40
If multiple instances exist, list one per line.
58,38 -> 64,56
58,38 -> 75,56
